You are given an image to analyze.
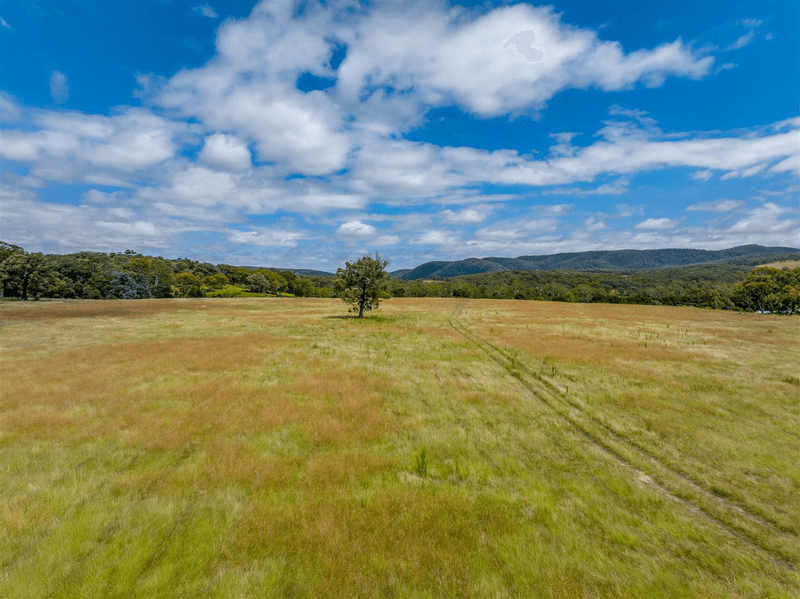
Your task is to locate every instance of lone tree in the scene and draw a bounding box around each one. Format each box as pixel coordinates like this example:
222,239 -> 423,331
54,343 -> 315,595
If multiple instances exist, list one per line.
334,254 -> 390,317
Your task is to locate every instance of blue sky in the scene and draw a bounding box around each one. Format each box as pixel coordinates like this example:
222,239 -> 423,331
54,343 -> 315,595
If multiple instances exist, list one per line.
1,0 -> 797,270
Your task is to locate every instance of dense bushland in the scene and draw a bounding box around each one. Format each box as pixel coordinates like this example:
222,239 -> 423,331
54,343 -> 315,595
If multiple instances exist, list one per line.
0,242 -> 329,301
387,261 -> 800,313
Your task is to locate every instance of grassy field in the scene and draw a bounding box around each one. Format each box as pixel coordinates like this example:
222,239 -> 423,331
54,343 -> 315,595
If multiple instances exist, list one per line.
758,260 -> 800,269
1,297 -> 798,597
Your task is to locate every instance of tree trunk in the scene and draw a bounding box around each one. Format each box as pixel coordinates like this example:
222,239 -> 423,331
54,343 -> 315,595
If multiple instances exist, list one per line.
20,270 -> 30,301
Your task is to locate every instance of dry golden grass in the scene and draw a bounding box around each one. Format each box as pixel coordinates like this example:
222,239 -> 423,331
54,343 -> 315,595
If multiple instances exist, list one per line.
756,260 -> 800,269
468,300 -> 800,535
1,297 -> 798,597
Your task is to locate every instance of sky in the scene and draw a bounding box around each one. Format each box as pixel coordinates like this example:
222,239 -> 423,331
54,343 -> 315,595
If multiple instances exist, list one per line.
0,0 -> 798,270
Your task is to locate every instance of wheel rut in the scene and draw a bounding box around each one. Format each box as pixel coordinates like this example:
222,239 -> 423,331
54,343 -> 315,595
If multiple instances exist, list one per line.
449,302 -> 799,573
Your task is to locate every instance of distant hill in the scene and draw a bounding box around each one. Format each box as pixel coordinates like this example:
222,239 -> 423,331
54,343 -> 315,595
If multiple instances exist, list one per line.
390,268 -> 412,279
290,268 -> 335,277
393,245 -> 800,280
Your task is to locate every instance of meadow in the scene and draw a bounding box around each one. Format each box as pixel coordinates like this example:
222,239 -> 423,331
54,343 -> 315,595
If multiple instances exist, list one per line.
1,297 -> 798,598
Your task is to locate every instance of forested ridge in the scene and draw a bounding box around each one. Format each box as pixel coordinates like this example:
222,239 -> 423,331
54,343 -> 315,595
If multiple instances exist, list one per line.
1,241 -> 798,313
394,245 -> 800,280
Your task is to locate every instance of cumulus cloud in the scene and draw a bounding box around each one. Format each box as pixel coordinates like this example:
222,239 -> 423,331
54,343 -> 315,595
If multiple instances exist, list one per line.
726,202 -> 796,235
50,71 -> 69,104
336,220 -> 399,246
157,3 -> 350,176
199,134 -> 252,171
0,103 -> 186,185
337,220 -> 376,238
0,184 -> 176,254
337,4 -> 713,120
578,217 -> 606,233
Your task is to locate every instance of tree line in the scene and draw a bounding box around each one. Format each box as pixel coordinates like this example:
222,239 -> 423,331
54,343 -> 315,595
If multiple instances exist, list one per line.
386,262 -> 800,313
1,242 -> 797,314
0,242 -> 329,301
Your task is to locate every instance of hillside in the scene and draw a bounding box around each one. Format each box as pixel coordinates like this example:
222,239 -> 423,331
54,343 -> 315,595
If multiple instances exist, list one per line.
394,245 -> 800,280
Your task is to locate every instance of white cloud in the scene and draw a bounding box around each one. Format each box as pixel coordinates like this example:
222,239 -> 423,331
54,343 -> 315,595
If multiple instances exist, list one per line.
410,230 -> 460,246
615,204 -> 645,218
0,91 -> 22,121
581,217 -> 607,232
50,71 -> 68,104
1,17 -> 12,30
199,134 -> 252,171
692,169 -> 713,181
459,117 -> 799,188
726,202 -> 796,235
635,217 -> 678,230
0,104 -> 186,184
715,62 -> 736,75
726,19 -> 763,52
686,199 -> 745,213
351,139 -> 463,197
347,116 -> 799,197
227,228 -> 305,248
720,162 -> 769,180
336,220 -> 400,247
0,184 -> 177,254
156,3 -> 350,176
475,217 -> 558,240
373,235 -> 402,246
441,208 -> 489,224
338,4 -> 713,119
537,204 -> 573,215
544,178 -> 629,195
337,221 -> 376,238
193,4 -> 218,19
523,218 -> 559,232
739,19 -> 763,29
475,224 -> 524,240
726,30 -> 755,51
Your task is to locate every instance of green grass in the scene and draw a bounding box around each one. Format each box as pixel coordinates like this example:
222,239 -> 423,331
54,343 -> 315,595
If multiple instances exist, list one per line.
205,284 -> 294,298
1,298 -> 798,597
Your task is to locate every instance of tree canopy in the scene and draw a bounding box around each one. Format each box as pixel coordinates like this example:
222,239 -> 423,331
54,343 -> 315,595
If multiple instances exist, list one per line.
334,254 -> 390,317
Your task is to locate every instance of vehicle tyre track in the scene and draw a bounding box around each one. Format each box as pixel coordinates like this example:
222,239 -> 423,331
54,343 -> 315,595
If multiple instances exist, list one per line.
449,302 -> 799,573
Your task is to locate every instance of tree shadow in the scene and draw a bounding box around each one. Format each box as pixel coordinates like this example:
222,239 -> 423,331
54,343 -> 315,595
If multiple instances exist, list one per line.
323,314 -> 395,321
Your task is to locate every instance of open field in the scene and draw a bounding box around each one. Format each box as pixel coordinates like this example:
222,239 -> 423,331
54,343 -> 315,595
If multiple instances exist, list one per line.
1,298 -> 798,597
757,260 -> 800,270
